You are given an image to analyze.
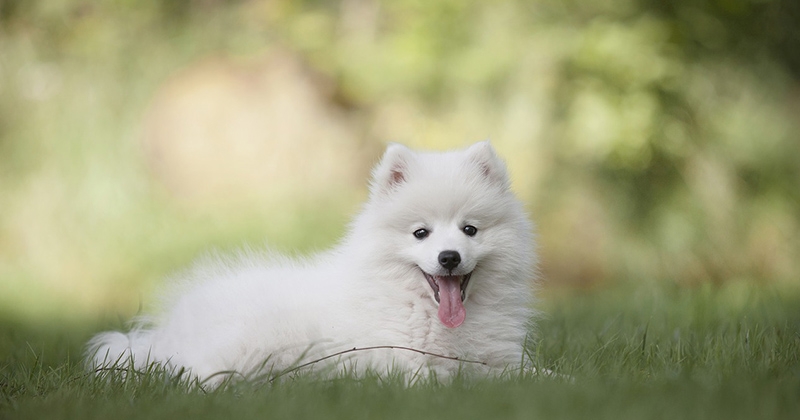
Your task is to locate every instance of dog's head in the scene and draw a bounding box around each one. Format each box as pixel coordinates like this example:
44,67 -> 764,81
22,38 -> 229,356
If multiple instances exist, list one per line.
361,141 -> 534,328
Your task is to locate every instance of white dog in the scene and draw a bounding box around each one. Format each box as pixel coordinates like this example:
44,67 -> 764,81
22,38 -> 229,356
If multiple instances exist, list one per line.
87,141 -> 537,385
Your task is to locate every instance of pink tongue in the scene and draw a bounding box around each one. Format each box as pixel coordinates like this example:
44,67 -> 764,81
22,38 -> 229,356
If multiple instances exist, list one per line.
437,276 -> 466,328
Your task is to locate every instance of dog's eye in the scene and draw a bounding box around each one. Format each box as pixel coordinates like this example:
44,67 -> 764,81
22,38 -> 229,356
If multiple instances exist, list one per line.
463,225 -> 478,236
413,228 -> 429,239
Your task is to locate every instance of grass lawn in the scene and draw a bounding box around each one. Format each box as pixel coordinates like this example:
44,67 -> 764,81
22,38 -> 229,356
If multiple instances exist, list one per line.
1,283 -> 799,420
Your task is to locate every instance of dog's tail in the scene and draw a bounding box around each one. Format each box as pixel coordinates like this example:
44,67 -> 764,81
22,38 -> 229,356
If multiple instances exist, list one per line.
85,329 -> 156,374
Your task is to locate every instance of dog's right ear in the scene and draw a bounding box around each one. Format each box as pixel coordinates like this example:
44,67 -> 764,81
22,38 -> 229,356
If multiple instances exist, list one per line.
370,143 -> 413,196
465,140 -> 510,189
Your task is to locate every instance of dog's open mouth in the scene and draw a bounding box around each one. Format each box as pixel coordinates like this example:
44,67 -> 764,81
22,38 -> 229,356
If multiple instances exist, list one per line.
422,271 -> 472,329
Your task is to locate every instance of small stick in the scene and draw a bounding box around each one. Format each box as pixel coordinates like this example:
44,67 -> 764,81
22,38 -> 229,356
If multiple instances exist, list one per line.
268,345 -> 488,382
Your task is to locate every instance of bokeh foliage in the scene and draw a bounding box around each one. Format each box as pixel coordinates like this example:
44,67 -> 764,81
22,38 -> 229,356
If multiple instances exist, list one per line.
0,0 -> 798,319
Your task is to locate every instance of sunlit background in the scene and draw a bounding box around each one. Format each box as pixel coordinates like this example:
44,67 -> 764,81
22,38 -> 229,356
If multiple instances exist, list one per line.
1,0 -> 798,324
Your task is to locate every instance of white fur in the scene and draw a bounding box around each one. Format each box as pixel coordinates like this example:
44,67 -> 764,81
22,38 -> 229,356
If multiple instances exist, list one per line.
87,141 -> 537,385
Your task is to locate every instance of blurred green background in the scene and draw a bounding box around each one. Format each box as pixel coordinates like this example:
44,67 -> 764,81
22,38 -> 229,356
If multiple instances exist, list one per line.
1,0 -> 798,323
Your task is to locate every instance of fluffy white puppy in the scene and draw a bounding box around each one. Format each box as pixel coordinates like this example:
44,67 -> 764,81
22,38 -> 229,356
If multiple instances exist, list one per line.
88,141 -> 537,385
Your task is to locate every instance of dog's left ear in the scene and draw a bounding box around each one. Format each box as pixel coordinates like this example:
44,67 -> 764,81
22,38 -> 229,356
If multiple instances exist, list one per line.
466,140 -> 510,188
370,143 -> 414,196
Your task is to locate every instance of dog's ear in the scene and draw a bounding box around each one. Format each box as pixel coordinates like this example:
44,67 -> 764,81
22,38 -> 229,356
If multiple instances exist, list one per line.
370,143 -> 414,196
465,140 -> 510,188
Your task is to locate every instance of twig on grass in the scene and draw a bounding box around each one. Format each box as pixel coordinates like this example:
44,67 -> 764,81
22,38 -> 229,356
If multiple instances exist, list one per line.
267,345 -> 488,383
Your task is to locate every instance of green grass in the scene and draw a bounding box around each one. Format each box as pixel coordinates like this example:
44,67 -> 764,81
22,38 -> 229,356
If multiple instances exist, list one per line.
2,284 -> 799,420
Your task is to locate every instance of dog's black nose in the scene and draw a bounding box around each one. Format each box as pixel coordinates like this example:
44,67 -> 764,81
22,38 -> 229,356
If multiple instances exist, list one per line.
438,250 -> 461,270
